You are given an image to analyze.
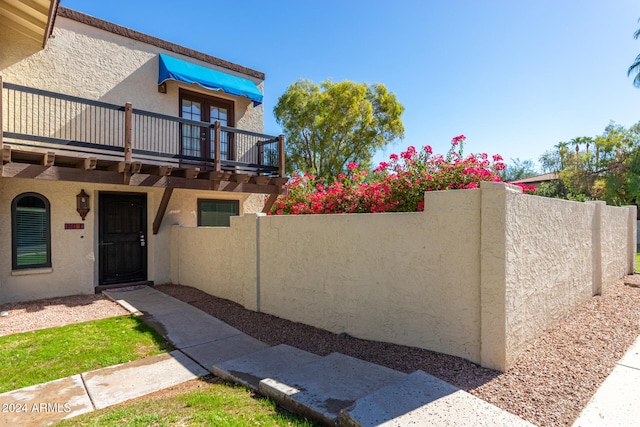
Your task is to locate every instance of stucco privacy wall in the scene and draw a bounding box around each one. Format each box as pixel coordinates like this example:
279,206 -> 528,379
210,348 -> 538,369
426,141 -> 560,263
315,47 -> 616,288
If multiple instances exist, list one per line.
0,177 -> 259,303
600,203 -> 636,289
481,184 -> 597,370
171,215 -> 256,309
171,183 -> 636,371
0,14 -> 264,151
260,188 -> 483,362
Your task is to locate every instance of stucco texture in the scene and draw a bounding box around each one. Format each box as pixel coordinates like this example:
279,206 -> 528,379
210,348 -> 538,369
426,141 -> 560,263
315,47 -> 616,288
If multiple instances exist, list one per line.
171,215 -> 256,308
258,188 -> 482,363
169,184 -> 636,370
0,178 -> 95,302
502,189 -> 596,370
1,18 -> 264,134
600,204 -> 635,288
0,176 -> 259,303
0,13 -> 268,303
1,16 -> 265,170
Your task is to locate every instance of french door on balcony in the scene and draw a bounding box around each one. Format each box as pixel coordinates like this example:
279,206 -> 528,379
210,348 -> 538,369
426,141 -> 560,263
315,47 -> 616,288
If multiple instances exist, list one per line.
180,91 -> 234,165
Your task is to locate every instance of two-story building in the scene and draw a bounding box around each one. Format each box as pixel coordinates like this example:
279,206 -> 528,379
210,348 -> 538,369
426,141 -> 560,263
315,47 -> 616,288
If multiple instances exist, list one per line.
1,1 -> 286,302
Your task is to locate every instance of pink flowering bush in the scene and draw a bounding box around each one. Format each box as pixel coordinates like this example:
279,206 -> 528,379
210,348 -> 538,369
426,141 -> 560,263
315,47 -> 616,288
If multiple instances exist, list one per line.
270,135 -> 536,215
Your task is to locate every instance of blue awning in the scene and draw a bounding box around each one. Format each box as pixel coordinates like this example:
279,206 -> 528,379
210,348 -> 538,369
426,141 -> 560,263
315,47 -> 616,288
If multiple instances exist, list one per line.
158,54 -> 263,104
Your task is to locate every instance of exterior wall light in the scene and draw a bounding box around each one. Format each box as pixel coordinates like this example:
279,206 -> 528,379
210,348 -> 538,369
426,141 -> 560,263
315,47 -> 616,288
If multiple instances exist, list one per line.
76,189 -> 90,220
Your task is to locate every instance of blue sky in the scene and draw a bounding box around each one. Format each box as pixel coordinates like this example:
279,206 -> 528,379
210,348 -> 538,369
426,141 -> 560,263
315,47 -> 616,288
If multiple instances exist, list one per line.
60,0 -> 640,170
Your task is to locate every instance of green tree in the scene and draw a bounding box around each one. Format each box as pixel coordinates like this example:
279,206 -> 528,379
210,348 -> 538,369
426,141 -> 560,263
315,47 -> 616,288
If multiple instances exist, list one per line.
500,158 -> 538,182
537,122 -> 640,206
628,18 -> 640,88
274,79 -> 404,178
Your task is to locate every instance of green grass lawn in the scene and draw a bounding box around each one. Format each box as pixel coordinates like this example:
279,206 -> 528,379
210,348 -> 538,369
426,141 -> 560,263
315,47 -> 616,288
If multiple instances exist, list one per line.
637,253 -> 640,272
0,316 -> 172,393
58,379 -> 321,427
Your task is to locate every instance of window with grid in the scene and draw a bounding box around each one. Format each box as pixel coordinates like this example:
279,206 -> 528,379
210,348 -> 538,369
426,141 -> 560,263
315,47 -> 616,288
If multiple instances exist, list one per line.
12,193 -> 51,269
198,199 -> 239,227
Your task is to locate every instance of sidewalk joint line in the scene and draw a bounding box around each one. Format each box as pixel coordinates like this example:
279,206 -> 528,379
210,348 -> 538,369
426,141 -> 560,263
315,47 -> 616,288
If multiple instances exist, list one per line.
178,332 -> 247,350
80,373 -> 97,411
176,349 -> 212,373
616,362 -> 640,371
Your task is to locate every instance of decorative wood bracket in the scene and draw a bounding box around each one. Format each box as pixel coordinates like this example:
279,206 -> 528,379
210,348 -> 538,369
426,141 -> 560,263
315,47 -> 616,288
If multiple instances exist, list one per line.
262,194 -> 279,213
42,151 -> 55,167
1,145 -> 11,164
153,188 -> 174,235
78,157 -> 97,171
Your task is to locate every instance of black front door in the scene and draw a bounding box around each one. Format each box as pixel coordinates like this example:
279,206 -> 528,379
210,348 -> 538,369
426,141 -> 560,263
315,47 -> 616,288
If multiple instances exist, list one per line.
99,193 -> 147,285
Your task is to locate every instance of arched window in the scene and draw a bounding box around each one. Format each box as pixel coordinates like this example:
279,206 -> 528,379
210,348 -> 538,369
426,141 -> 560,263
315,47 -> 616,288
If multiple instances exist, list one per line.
12,193 -> 51,270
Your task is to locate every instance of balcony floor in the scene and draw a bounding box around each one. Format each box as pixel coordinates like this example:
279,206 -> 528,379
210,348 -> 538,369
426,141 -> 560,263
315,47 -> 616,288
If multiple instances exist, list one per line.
1,145 -> 287,194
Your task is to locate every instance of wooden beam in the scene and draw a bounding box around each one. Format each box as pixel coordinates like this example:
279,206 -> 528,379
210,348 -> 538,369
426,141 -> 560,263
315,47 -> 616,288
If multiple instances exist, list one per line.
42,151 -> 55,167
110,161 -> 131,173
0,0 -> 48,28
173,167 -> 200,179
270,177 -> 289,186
130,161 -> 142,174
0,15 -> 42,43
78,157 -> 97,171
154,165 -> 173,176
205,170 -> 232,181
1,161 -> 285,194
42,0 -> 59,48
250,176 -> 272,185
262,194 -> 279,213
1,145 -> 11,164
2,163 -> 124,183
232,173 -> 251,184
152,188 -> 174,235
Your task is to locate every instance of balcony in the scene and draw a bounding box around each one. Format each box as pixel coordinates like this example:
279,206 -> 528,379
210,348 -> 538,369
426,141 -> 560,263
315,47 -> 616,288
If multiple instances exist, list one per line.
0,78 -> 287,197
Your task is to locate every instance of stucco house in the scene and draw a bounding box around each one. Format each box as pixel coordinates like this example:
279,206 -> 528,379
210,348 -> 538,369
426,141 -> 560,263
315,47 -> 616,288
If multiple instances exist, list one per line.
1,1 -> 286,303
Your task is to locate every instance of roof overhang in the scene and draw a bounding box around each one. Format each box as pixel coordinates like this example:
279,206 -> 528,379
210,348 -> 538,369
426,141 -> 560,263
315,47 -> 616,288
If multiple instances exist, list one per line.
0,0 -> 60,48
158,54 -> 263,105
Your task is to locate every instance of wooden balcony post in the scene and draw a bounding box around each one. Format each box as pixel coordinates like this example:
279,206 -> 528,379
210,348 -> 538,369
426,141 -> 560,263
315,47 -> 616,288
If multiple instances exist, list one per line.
124,102 -> 133,163
213,120 -> 221,172
278,134 -> 285,177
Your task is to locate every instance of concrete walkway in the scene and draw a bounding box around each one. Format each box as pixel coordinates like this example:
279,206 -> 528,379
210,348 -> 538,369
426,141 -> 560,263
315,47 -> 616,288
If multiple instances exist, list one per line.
572,336 -> 640,426
0,285 -> 633,426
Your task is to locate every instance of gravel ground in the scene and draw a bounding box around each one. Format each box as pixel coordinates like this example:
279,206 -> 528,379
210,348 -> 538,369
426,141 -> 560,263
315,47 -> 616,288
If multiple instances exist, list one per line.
156,277 -> 640,427
1,276 -> 639,426
0,294 -> 129,337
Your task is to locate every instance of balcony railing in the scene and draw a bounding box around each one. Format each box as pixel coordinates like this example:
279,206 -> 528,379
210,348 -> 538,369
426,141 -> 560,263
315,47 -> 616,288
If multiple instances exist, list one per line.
0,80 -> 285,177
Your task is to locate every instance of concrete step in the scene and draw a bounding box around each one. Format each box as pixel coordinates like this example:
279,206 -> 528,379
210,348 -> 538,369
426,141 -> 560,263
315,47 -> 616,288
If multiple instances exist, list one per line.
212,344 -> 323,390
181,334 -> 269,371
337,370 -> 535,427
259,352 -> 406,425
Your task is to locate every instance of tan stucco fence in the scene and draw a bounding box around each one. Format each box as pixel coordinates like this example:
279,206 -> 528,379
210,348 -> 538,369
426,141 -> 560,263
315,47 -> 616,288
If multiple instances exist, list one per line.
171,182 -> 637,371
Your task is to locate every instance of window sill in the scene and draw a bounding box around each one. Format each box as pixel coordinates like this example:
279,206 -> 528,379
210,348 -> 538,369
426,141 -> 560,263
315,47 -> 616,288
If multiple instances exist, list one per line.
11,267 -> 53,276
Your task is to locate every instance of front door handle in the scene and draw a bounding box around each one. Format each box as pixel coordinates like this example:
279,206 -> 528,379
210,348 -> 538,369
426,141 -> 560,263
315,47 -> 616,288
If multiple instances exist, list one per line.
139,233 -> 146,247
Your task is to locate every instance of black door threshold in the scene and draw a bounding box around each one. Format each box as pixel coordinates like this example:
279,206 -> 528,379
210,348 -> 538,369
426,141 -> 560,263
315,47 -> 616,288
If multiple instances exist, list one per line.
95,281 -> 154,293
